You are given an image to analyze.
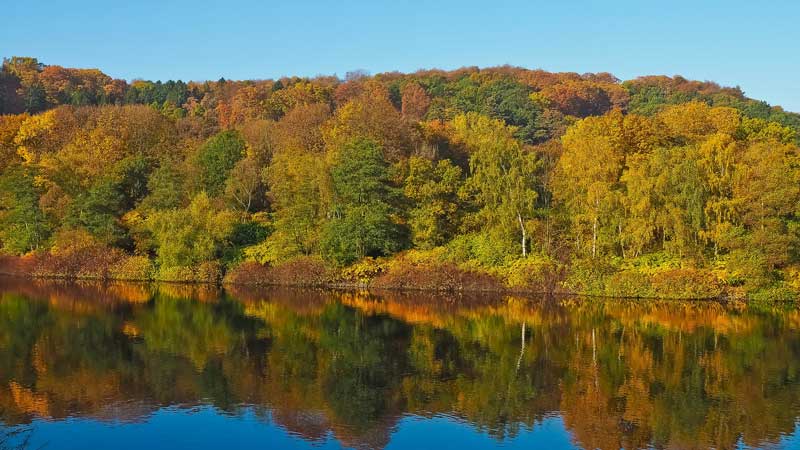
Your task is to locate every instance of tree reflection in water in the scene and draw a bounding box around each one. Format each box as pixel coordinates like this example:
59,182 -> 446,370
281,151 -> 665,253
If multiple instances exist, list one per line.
0,278 -> 799,449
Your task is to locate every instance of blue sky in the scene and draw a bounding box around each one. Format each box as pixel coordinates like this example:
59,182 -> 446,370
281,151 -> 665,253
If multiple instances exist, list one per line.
3,0 -> 799,111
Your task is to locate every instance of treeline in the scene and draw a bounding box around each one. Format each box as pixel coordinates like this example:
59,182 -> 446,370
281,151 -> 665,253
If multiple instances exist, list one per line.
1,56 -> 800,299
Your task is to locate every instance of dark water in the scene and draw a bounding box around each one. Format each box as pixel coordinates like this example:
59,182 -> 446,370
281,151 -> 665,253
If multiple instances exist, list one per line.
0,279 -> 799,450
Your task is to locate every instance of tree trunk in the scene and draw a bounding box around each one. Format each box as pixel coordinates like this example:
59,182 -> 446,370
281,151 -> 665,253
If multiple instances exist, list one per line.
518,212 -> 527,257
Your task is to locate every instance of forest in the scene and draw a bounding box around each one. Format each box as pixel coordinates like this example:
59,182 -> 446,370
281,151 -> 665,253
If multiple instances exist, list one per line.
1,56 -> 800,300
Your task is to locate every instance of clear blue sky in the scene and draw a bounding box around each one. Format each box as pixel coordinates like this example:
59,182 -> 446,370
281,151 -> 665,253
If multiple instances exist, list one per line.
3,0 -> 799,111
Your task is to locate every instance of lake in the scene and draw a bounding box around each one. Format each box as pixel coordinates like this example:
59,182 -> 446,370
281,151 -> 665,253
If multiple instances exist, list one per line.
0,278 -> 799,450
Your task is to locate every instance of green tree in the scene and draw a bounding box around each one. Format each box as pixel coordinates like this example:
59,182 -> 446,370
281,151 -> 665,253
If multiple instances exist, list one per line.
64,177 -> 126,246
195,130 -> 246,196
139,161 -> 187,212
0,166 -> 51,253
145,192 -> 236,268
321,138 -> 407,265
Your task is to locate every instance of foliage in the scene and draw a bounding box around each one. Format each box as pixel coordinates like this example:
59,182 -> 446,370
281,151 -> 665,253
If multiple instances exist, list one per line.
320,139 -> 408,265
195,130 -> 246,196
144,192 -> 236,268
0,165 -> 51,253
1,56 -> 800,298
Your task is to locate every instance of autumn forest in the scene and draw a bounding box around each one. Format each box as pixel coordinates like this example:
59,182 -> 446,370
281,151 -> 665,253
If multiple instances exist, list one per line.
1,56 -> 800,300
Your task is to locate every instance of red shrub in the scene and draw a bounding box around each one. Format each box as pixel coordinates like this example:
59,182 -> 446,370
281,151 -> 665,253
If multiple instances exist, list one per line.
224,257 -> 329,286
372,262 -> 503,292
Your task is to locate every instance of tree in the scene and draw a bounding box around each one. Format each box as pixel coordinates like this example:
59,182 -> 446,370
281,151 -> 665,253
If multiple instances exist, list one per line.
224,157 -> 264,214
139,161 -> 186,212
0,113 -> 27,171
144,192 -> 236,268
400,82 -> 431,121
258,151 -> 328,261
404,156 -> 463,248
555,111 -> 659,258
63,177 -> 126,246
453,113 -> 539,257
321,139 -> 407,265
195,130 -> 246,196
323,86 -> 417,162
0,165 -> 51,253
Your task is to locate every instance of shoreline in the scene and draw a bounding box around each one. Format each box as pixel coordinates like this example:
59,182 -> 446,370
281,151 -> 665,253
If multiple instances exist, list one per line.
1,254 -> 793,303
0,270 -> 748,303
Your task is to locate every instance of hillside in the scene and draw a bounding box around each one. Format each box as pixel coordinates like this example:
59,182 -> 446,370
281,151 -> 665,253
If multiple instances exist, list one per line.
1,56 -> 799,300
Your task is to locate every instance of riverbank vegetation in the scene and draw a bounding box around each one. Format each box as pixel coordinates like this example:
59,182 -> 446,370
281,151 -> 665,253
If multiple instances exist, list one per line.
2,56 -> 800,300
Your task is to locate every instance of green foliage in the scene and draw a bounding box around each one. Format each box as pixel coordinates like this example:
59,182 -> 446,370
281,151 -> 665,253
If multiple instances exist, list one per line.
263,151 -> 327,259
145,192 -> 236,268
64,176 -> 127,246
0,165 -> 51,253
139,161 -> 185,211
321,139 -> 408,265
454,113 -> 539,257
502,255 -> 560,289
196,130 -> 246,196
2,58 -> 800,298
109,255 -> 154,280
404,157 -> 463,248
445,230 -> 518,268
220,220 -> 271,265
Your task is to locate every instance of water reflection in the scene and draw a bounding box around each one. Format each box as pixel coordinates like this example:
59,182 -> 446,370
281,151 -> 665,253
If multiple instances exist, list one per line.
0,278 -> 799,449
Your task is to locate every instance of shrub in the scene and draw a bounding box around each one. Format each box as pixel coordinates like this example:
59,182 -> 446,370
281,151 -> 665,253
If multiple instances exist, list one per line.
340,257 -> 388,284
605,270 -> 654,298
502,256 -> 562,292
782,265 -> 800,291
155,266 -> 197,283
223,261 -> 272,285
650,268 -> 723,299
34,244 -> 126,280
562,258 -> 618,295
373,259 -> 502,291
748,286 -> 799,303
195,261 -> 223,284
109,255 -> 154,281
269,257 -> 329,286
445,230 -> 517,267
223,256 -> 329,286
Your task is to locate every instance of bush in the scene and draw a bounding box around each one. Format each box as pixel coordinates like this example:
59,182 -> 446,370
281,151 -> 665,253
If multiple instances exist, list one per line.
605,270 -> 654,298
373,258 -> 502,291
650,268 -> 723,299
562,258 -> 619,295
269,257 -> 329,286
195,261 -> 223,283
109,255 -> 154,281
340,257 -> 388,284
223,261 -> 272,285
502,256 -> 562,292
34,244 -> 126,280
445,230 -> 518,267
223,257 -> 329,286
155,265 -> 197,282
748,286 -> 799,303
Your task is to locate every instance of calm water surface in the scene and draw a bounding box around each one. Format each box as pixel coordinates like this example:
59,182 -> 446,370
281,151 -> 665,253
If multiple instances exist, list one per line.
0,278 -> 799,449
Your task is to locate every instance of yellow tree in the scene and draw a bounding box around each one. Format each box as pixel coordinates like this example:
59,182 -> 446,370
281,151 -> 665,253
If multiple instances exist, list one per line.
555,112 -> 627,258
452,113 -> 539,257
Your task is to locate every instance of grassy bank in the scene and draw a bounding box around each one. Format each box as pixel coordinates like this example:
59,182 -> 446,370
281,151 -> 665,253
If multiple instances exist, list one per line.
2,249 -> 797,302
